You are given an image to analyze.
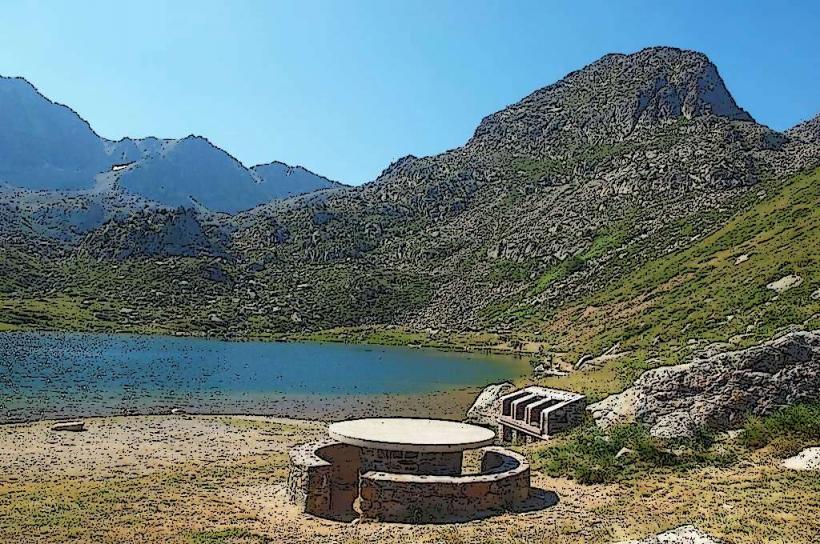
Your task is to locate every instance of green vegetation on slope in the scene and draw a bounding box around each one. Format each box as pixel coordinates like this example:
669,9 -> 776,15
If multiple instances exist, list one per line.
531,403 -> 820,485
741,403 -> 820,455
532,422 -> 735,484
533,168 -> 820,396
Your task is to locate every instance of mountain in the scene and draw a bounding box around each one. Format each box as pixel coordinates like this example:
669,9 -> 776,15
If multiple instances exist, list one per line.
1,47 -> 818,375
229,47 -> 811,327
0,76 -> 340,212
0,77 -> 111,189
251,162 -> 343,199
76,207 -> 228,261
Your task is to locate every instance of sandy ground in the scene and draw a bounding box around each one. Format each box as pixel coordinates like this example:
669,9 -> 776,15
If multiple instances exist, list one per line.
0,415 -> 326,481
1,415 -> 818,544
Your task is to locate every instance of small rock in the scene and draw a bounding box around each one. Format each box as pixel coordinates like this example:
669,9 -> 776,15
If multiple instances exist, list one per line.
540,368 -> 569,377
615,447 -> 635,459
734,254 -> 749,265
465,382 -> 515,426
615,525 -> 723,543
574,354 -> 593,370
51,421 -> 85,432
783,447 -> 820,471
766,274 -> 802,293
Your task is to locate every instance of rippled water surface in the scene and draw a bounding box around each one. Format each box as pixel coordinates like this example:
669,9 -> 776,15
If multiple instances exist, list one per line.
0,332 -> 526,422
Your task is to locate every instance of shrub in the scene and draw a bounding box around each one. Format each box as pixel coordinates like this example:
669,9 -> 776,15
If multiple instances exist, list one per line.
741,403 -> 820,453
534,423 -> 735,484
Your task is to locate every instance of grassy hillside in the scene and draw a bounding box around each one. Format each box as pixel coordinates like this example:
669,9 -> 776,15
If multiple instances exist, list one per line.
532,167 -> 819,397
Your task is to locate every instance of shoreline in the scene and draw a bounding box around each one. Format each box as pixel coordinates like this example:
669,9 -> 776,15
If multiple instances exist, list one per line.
3,412 -> 817,543
1,387 -> 490,426
0,412 -> 320,428
0,324 -> 546,357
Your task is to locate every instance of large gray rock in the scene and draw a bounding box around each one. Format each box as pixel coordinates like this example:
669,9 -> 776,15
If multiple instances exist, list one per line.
589,330 -> 820,438
465,382 -> 515,427
616,525 -> 723,544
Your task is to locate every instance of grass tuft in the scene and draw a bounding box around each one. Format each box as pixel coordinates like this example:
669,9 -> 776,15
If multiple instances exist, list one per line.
741,403 -> 820,454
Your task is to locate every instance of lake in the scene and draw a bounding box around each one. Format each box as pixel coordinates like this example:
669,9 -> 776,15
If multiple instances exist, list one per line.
0,332 -> 527,423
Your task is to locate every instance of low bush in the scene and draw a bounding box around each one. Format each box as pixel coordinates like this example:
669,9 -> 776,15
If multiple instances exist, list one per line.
533,423 -> 735,484
741,403 -> 820,453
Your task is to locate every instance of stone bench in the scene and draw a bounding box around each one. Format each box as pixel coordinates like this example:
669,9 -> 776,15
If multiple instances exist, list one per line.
287,439 -> 362,520
357,447 -> 530,523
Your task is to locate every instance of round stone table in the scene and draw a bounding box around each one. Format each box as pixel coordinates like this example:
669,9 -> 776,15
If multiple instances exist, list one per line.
328,418 -> 495,475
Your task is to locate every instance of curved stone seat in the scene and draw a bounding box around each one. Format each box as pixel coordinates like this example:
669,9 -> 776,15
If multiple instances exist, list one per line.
287,439 -> 362,520
358,446 -> 530,523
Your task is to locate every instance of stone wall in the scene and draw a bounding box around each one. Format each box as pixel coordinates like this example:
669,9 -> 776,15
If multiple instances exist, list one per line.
358,447 -> 530,523
360,447 -> 462,475
287,439 -> 361,520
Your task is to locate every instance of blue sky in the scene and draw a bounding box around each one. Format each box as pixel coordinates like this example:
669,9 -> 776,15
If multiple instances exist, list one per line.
1,1 -> 817,185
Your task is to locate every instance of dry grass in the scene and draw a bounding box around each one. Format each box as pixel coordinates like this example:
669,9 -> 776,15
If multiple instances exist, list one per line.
1,415 -> 818,543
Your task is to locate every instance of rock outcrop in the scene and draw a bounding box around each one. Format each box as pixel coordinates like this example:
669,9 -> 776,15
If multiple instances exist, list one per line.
465,382 -> 516,427
589,330 -> 820,438
76,207 -> 228,260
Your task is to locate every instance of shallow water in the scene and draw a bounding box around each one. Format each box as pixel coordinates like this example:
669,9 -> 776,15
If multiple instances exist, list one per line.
0,332 -> 526,423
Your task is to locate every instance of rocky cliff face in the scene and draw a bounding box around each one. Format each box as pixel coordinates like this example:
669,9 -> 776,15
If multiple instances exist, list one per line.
469,47 -> 753,154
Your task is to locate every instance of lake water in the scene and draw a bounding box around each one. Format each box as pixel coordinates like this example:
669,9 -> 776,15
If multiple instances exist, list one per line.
0,332 -> 526,423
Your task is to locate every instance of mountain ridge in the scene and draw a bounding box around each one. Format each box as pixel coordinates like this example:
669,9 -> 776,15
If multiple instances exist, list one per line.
1,47 -> 817,349
0,76 -> 341,212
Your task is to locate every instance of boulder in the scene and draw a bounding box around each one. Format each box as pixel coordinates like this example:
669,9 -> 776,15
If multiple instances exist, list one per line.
465,382 -> 515,426
782,447 -> 820,471
574,354 -> 593,370
588,329 -> 820,438
616,525 -> 723,543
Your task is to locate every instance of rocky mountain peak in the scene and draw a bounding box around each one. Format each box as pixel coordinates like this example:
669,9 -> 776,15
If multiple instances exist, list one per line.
469,46 -> 752,153
0,76 -> 340,212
